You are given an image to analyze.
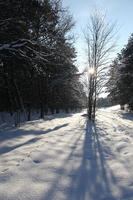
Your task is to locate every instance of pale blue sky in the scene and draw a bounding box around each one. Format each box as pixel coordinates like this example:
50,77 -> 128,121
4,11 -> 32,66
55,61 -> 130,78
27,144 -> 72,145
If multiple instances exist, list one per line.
62,0 -> 133,71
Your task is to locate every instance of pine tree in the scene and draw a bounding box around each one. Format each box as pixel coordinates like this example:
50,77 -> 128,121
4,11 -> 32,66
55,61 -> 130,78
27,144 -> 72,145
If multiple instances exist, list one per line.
107,34 -> 133,111
0,0 -> 86,124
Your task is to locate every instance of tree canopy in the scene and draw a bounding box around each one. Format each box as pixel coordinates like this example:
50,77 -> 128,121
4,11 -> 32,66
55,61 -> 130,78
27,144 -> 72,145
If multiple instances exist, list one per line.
0,0 -> 86,123
107,34 -> 133,111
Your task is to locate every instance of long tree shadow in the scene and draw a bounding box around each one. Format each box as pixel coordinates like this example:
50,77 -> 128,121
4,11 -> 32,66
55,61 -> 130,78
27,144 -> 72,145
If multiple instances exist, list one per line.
0,123 -> 69,142
68,120 -> 117,200
118,112 -> 133,121
41,127 -> 84,200
0,137 -> 41,155
41,118 -> 118,200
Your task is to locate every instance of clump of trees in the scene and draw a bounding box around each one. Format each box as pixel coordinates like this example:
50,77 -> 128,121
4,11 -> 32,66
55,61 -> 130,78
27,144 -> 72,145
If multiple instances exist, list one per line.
107,34 -> 133,111
97,97 -> 113,107
0,0 -> 86,124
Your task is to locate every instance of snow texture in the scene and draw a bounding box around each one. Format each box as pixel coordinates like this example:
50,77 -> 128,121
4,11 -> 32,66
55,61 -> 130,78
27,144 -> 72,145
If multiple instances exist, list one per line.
0,106 -> 133,200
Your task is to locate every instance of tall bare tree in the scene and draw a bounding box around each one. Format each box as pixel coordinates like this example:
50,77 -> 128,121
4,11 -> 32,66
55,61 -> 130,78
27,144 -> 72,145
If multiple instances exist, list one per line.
85,11 -> 117,120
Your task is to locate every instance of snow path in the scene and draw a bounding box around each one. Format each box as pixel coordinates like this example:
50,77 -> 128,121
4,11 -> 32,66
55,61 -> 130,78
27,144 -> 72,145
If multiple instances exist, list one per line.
0,107 -> 133,200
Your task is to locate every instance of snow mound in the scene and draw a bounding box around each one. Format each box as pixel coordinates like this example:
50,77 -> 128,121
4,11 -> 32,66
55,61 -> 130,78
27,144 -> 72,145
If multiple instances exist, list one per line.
102,105 -> 120,111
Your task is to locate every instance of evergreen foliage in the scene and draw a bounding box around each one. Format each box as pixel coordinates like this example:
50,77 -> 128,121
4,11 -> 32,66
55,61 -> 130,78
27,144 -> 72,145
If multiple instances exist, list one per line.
107,34 -> 133,111
0,0 -> 86,123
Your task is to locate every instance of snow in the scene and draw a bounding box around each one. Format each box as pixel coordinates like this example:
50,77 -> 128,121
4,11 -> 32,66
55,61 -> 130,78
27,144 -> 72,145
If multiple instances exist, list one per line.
102,105 -> 120,111
0,107 -> 133,200
0,39 -> 34,51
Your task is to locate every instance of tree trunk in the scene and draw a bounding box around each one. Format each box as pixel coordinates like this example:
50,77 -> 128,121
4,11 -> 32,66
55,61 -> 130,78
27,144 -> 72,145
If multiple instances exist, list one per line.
27,105 -> 31,121
13,79 -> 25,113
38,77 -> 44,119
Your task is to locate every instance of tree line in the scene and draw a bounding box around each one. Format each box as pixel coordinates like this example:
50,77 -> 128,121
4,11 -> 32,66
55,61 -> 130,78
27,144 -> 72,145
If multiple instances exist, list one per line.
0,0 -> 86,123
107,34 -> 133,111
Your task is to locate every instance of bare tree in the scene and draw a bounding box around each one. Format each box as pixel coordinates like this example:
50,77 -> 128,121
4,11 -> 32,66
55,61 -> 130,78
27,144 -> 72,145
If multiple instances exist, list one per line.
84,11 -> 117,120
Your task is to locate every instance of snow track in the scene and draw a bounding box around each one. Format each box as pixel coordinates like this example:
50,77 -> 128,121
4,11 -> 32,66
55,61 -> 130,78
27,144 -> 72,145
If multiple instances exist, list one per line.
0,107 -> 133,200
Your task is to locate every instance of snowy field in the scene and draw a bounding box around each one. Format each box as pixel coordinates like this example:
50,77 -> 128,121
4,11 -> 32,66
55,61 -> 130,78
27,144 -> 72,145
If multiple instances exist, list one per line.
0,106 -> 133,200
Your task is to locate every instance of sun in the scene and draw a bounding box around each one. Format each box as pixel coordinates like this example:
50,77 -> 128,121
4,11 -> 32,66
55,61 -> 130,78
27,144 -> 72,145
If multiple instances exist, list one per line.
89,67 -> 95,75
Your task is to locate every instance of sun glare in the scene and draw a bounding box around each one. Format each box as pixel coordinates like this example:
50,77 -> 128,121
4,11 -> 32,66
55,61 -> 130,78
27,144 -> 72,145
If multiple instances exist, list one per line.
89,68 -> 95,75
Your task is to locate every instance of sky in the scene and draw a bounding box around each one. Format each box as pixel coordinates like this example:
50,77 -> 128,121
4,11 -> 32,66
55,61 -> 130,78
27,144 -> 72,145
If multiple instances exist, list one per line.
62,0 -> 133,72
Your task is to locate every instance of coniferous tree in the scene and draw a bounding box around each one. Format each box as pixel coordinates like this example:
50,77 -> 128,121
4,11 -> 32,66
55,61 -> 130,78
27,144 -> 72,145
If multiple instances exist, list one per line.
0,0 -> 86,125
107,34 -> 133,111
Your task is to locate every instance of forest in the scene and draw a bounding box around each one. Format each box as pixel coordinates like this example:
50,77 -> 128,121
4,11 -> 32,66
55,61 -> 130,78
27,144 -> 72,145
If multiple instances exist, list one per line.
107,34 -> 133,111
0,0 -> 86,125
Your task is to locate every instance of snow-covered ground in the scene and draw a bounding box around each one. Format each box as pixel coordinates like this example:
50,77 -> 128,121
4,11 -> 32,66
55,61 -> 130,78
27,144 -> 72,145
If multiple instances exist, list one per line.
0,106 -> 133,200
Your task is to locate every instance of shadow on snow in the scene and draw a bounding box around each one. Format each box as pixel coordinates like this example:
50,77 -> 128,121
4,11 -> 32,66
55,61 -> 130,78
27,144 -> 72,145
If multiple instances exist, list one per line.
42,118 -> 133,200
119,112 -> 133,121
0,137 -> 41,155
0,123 -> 69,143
0,123 -> 69,155
67,120 -> 117,200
